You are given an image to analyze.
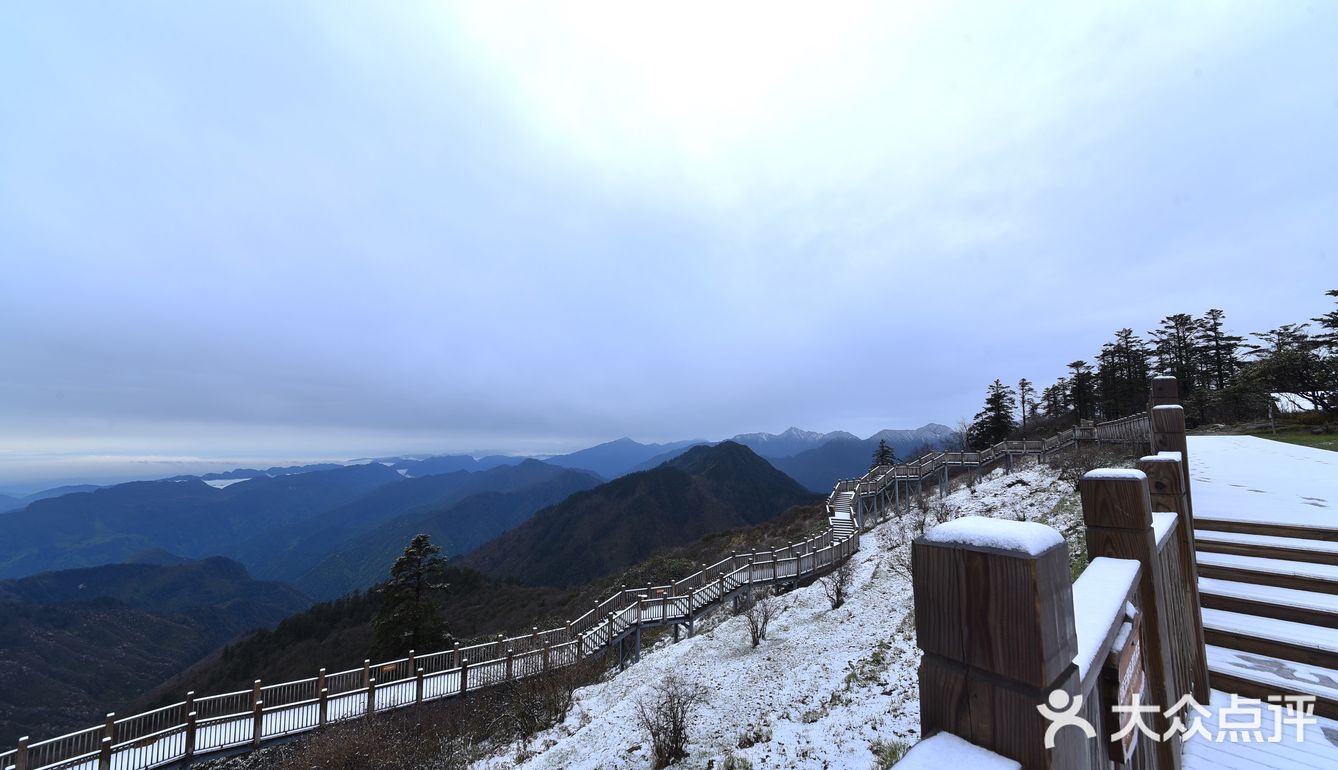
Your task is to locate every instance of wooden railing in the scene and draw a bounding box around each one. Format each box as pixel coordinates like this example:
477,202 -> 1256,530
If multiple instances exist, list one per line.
830,410 -> 1151,524
909,376 -> 1208,769
1,511 -> 863,770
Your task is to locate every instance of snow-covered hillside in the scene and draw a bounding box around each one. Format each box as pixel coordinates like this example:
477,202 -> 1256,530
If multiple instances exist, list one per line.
473,462 -> 1080,770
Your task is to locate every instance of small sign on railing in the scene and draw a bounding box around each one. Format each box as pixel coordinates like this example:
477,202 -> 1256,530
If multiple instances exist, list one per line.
1101,610 -> 1145,764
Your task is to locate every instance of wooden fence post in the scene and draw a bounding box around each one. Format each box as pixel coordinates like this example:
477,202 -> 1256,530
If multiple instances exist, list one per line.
184,711 -> 197,761
251,699 -> 263,747
415,668 -> 425,705
459,659 -> 469,697
451,642 -> 461,669
362,659 -> 371,687
251,680 -> 263,749
1148,375 -> 1179,408
318,688 -> 329,727
366,677 -> 377,715
14,737 -> 27,770
912,520 -> 1081,768
1150,404 -> 1194,518
505,648 -> 514,680
1080,470 -> 1182,770
98,712 -> 115,770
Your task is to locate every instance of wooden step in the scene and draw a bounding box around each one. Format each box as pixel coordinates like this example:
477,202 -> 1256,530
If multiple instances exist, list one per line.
1196,530 -> 1338,566
1206,644 -> 1338,719
1199,577 -> 1338,629
1201,608 -> 1338,670
1195,516 -> 1338,543
1196,552 -> 1338,595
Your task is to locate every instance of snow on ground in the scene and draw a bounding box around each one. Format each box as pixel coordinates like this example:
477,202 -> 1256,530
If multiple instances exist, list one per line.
1187,436 -> 1336,528
473,462 -> 1078,770
204,478 -> 251,489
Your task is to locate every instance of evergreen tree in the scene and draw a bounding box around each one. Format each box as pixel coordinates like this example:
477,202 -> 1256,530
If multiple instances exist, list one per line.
1313,290 -> 1338,354
1066,361 -> 1098,421
1150,314 -> 1201,395
1196,309 -> 1243,391
967,379 -> 1018,448
870,439 -> 896,469
1096,329 -> 1151,418
1017,378 -> 1036,431
1041,377 -> 1070,415
1245,323 -> 1334,415
372,534 -> 451,658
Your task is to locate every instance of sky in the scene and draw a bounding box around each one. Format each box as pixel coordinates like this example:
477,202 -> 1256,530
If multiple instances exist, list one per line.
1,2 -> 1335,491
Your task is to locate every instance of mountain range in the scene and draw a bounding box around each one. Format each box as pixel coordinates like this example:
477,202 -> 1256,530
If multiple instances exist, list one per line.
461,442 -> 816,587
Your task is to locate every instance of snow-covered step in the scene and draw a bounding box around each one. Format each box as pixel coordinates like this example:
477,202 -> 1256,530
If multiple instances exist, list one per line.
1201,607 -> 1338,670
1199,577 -> 1338,630
1205,644 -> 1338,719
1196,529 -> 1338,566
1197,551 -> 1338,595
1182,689 -> 1338,770
1195,516 -> 1338,543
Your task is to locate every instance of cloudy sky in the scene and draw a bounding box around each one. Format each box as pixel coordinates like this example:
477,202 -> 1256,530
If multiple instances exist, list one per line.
1,2 -> 1334,489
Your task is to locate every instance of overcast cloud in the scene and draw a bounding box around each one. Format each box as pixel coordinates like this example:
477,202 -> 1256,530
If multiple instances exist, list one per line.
2,2 -> 1335,489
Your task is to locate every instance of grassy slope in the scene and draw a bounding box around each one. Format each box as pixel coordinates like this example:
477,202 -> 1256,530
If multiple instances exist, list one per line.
1251,429 -> 1338,452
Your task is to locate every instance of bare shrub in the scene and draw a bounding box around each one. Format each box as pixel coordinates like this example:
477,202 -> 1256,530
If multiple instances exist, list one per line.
481,656 -> 592,745
273,713 -> 475,770
635,676 -> 706,768
1052,444 -> 1130,491
879,496 -> 963,579
820,559 -> 855,610
267,656 -> 603,770
739,589 -> 779,647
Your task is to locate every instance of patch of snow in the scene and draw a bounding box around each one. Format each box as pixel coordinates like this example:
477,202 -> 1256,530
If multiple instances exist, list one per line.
1071,557 -> 1140,681
921,515 -> 1062,556
397,468 -> 411,477
1187,435 -> 1337,529
1152,512 -> 1177,548
1082,468 -> 1147,481
896,732 -> 1021,769
1271,392 -> 1318,413
204,478 -> 250,489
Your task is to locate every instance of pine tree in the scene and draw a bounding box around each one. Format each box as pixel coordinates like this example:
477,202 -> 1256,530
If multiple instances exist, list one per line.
1041,377 -> 1070,416
1017,378 -> 1036,431
1196,309 -> 1243,391
870,438 -> 896,469
1313,290 -> 1338,354
372,534 -> 451,658
1066,361 -> 1097,421
1245,323 -> 1334,415
967,379 -> 1018,448
1151,314 -> 1201,394
1096,329 -> 1151,418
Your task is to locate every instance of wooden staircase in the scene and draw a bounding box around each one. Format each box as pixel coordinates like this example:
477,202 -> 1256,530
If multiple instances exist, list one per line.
1194,518 -> 1338,718
828,490 -> 859,539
